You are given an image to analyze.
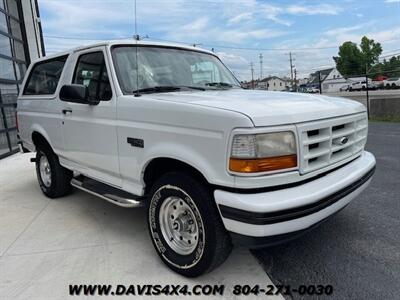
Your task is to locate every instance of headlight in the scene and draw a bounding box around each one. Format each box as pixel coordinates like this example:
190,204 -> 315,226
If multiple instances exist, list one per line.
230,131 -> 297,173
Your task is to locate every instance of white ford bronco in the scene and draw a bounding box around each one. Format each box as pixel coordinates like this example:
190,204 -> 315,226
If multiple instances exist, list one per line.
17,40 -> 376,277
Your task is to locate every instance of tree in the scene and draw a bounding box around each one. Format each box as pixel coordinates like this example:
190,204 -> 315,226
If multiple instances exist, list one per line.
370,55 -> 400,78
360,36 -> 382,70
334,42 -> 363,77
334,36 -> 382,77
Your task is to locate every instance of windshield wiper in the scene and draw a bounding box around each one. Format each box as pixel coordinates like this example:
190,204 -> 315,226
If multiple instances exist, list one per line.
133,86 -> 182,94
205,82 -> 238,88
133,85 -> 206,94
179,85 -> 206,91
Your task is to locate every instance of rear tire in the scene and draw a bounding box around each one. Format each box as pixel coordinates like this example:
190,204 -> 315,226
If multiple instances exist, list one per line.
35,146 -> 73,198
147,172 -> 232,277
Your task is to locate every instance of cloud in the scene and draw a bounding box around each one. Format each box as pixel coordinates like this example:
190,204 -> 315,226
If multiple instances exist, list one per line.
286,4 -> 342,15
217,51 -> 248,69
228,13 -> 253,24
182,17 -> 209,31
323,24 -> 400,45
259,4 -> 292,27
324,24 -> 365,37
38,0 -> 398,81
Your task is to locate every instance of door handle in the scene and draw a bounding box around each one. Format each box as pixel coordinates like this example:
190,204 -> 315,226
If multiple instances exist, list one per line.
62,109 -> 72,115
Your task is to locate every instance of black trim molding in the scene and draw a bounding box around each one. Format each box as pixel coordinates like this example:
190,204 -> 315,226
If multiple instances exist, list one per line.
219,166 -> 375,225
214,157 -> 359,194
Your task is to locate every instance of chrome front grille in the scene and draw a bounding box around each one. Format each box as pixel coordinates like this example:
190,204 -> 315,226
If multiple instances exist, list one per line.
297,113 -> 367,174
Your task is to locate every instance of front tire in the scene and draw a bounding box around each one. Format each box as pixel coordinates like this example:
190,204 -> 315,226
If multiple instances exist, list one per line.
35,146 -> 73,198
147,172 -> 232,277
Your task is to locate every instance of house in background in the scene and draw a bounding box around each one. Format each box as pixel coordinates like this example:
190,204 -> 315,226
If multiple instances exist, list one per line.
258,76 -> 290,91
0,0 -> 44,159
309,68 -> 347,93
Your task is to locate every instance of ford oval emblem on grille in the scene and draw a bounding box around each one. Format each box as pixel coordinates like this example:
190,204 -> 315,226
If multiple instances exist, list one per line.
338,137 -> 349,145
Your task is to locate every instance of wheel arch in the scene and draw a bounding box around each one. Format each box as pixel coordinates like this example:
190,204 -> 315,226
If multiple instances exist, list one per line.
31,130 -> 52,151
142,157 -> 210,195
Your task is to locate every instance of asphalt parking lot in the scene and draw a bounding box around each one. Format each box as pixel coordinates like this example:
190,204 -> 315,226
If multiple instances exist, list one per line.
253,122 -> 400,299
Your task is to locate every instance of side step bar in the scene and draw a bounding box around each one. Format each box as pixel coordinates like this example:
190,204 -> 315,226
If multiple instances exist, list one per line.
71,176 -> 144,208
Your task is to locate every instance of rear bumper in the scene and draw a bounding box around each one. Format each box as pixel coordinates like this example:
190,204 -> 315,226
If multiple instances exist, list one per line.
214,151 -> 376,238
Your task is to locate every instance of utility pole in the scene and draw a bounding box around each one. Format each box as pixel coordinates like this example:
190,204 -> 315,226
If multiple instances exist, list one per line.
365,64 -> 370,119
294,69 -> 297,92
250,62 -> 255,89
288,52 -> 295,90
318,71 -> 322,94
259,53 -> 263,80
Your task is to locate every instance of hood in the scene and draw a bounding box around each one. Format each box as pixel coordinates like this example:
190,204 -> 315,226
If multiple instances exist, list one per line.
150,89 -> 366,126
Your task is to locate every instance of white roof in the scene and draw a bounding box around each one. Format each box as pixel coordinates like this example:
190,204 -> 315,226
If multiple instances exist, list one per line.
35,39 -> 216,63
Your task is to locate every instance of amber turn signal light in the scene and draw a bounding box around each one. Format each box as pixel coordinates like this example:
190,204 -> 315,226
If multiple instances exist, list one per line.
229,154 -> 297,173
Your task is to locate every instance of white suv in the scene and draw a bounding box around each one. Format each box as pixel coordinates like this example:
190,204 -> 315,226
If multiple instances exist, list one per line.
17,40 -> 376,277
349,79 -> 375,91
383,78 -> 400,89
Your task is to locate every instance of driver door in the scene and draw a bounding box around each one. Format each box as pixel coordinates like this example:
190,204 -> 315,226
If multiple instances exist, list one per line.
60,47 -> 121,186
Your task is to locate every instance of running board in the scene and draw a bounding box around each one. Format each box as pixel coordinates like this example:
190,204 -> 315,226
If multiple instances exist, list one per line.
71,176 -> 144,208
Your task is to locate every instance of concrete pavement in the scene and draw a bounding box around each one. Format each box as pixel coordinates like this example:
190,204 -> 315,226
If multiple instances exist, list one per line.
0,154 -> 280,300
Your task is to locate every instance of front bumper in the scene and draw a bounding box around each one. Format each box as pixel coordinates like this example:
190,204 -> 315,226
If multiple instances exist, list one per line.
214,151 -> 376,239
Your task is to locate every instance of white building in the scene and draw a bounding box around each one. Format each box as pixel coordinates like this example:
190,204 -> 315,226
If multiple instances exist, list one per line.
258,76 -> 290,91
309,68 -> 347,93
0,0 -> 44,159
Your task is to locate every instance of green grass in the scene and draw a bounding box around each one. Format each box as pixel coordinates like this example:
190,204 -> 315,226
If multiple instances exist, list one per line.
369,115 -> 400,123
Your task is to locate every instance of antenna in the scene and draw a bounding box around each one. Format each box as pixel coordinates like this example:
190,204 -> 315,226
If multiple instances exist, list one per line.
134,0 -> 141,97
134,0 -> 138,39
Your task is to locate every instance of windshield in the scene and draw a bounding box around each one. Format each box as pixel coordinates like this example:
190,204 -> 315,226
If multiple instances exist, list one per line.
112,46 -> 241,94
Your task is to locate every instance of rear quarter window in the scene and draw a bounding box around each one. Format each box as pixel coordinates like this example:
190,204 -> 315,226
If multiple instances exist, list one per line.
23,55 -> 69,96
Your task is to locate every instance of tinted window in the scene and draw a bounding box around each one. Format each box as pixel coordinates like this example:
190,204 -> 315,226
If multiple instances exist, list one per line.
12,40 -> 25,61
0,57 -> 15,80
73,51 -> 112,101
6,0 -> 19,19
0,35 -> 12,57
23,56 -> 68,95
0,13 -> 7,33
10,19 -> 22,40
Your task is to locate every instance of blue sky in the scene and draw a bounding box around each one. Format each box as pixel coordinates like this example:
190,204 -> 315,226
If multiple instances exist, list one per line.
39,0 -> 400,80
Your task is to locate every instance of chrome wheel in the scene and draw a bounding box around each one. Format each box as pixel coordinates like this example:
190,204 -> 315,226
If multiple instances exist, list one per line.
159,196 -> 200,255
39,154 -> 52,187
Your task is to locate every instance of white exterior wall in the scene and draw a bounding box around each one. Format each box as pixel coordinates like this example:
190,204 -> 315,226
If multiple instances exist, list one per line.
21,0 -> 44,60
324,68 -> 343,81
322,78 -> 348,92
321,69 -> 347,92
268,78 -> 288,91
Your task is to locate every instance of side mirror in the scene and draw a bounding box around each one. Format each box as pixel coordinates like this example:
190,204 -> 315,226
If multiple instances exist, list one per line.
59,84 -> 98,105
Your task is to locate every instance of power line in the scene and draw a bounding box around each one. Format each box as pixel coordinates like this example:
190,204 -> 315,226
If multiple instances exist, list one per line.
42,34 -> 400,53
